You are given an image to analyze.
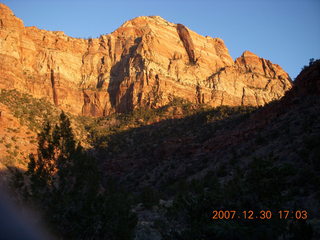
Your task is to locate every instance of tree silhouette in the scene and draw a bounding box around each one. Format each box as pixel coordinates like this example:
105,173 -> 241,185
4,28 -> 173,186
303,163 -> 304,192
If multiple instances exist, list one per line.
22,112 -> 137,239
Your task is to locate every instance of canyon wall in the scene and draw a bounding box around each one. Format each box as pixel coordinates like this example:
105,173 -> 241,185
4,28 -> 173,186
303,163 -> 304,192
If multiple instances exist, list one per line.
0,4 -> 292,116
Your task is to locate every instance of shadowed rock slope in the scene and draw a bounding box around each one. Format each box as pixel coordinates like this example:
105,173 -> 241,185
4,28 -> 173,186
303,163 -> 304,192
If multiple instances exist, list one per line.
99,60 -> 319,188
94,60 -> 319,239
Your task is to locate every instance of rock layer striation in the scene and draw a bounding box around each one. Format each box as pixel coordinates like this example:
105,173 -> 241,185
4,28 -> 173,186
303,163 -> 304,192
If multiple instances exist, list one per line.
0,4 -> 292,116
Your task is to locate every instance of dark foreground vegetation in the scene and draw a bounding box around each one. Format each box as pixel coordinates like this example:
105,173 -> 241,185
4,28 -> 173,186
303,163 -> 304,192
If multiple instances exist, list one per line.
10,112 -> 137,239
4,59 -> 320,239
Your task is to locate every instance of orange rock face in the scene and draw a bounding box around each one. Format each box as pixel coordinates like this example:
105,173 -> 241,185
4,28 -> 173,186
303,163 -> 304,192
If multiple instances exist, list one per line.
0,4 -> 292,116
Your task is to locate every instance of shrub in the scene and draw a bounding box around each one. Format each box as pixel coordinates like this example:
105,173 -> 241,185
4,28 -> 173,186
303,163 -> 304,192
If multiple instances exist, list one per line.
13,112 -> 137,239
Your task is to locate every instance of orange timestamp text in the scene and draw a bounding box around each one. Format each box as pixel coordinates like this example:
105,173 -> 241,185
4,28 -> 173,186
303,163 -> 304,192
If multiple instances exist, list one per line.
212,210 -> 308,220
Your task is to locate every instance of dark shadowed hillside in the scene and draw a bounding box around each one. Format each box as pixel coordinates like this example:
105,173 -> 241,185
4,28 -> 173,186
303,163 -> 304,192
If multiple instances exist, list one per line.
2,60 -> 319,239
0,3 -> 319,239
89,60 -> 319,239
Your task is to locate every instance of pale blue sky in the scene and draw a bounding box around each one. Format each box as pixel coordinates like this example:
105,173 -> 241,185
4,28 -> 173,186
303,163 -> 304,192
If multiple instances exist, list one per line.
2,0 -> 320,79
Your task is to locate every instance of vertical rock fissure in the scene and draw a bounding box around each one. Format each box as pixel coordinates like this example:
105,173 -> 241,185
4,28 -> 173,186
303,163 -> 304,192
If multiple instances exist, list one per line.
220,92 -> 225,106
176,24 -> 196,65
196,84 -> 202,104
241,87 -> 245,106
266,60 -> 277,78
261,59 -> 269,77
50,69 -> 58,106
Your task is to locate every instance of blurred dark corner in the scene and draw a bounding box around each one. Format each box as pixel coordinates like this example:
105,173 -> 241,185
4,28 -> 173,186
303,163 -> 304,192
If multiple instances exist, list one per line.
0,186 -> 52,240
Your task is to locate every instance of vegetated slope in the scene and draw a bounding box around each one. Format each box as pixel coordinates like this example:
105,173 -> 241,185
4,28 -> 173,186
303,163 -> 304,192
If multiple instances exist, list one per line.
0,3 -> 292,116
0,89 -> 92,170
0,2 -> 317,237
1,60 -> 318,239
92,60 -> 320,239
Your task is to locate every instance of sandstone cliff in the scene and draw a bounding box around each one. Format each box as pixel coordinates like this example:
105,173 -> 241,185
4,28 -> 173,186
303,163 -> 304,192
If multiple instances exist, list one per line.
0,3 -> 292,116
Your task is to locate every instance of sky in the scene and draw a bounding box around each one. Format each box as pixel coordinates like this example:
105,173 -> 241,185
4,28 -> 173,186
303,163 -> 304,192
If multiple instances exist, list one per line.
2,0 -> 320,79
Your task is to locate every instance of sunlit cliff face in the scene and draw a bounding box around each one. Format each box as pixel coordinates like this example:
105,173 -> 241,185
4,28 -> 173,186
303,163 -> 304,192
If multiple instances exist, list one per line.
0,3 -> 291,117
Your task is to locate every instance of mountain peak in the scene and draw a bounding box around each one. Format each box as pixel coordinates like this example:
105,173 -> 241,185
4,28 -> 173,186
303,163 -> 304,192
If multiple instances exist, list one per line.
0,4 -> 292,116
294,59 -> 320,96
119,15 -> 175,29
0,3 -> 13,15
241,50 -> 259,58
0,3 -> 24,29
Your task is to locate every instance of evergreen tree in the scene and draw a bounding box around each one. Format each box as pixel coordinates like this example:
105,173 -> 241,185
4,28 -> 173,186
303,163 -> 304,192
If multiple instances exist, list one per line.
26,121 -> 56,199
21,112 -> 137,239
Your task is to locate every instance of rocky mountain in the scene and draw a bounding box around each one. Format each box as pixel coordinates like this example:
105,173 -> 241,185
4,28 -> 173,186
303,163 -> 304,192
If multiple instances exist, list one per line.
98,60 -> 319,187
1,3 -> 319,239
98,60 -> 320,240
0,3 -> 292,117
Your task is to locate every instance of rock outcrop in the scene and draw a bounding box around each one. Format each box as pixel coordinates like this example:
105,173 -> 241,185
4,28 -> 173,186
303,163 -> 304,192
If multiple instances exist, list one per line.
0,4 -> 292,116
293,60 -> 320,96
176,24 -> 196,64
